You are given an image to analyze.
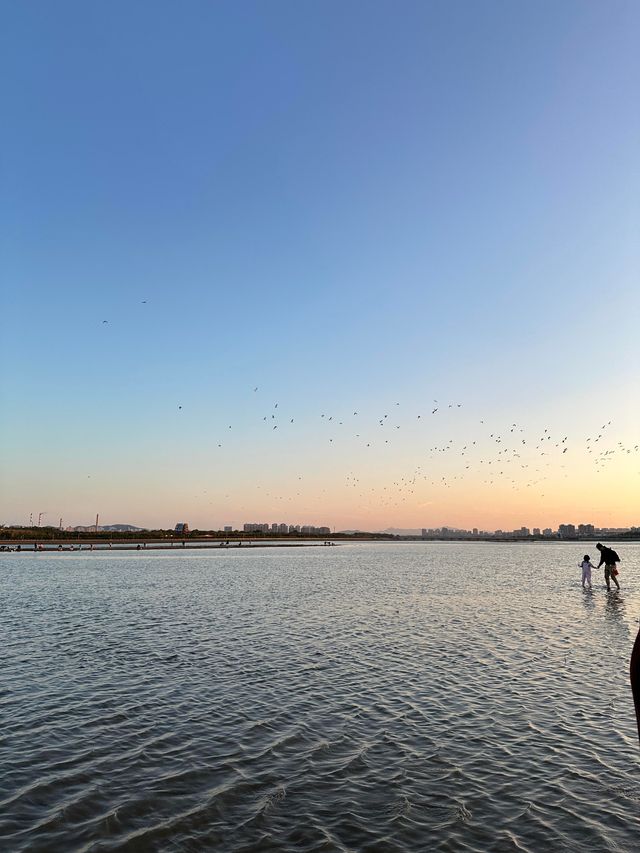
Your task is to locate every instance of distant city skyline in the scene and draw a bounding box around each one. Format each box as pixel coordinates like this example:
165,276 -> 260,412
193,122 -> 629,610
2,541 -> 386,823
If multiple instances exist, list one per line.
7,517 -> 639,540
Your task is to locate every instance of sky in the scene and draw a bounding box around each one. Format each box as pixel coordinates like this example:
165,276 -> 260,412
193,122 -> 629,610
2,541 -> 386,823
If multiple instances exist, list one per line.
2,1 -> 639,532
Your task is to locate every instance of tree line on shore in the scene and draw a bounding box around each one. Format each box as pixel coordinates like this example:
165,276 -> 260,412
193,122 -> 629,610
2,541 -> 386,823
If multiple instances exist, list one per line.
0,526 -> 397,542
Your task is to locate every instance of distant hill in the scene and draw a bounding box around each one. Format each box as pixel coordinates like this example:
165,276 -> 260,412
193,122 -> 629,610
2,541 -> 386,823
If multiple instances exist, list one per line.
378,527 -> 464,536
378,528 -> 423,536
336,530 -> 398,537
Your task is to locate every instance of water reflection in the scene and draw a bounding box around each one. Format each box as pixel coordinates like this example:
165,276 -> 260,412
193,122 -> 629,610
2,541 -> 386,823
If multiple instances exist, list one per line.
1,542 -> 639,852
601,592 -> 632,680
604,591 -> 627,626
581,588 -> 596,612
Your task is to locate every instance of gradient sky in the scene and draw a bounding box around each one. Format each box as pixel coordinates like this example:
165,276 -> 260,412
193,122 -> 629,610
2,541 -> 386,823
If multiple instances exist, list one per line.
2,1 -> 639,531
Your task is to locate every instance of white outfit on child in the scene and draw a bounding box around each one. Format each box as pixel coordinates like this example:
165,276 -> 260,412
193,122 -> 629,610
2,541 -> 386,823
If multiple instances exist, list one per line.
580,560 -> 594,587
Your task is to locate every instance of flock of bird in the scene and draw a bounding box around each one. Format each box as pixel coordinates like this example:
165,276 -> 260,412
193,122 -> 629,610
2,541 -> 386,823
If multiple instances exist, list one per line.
98,311 -> 637,515
172,386 -> 638,514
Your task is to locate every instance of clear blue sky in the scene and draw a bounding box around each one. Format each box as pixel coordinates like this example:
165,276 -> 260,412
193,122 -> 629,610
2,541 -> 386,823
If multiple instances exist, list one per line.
2,1 -> 639,530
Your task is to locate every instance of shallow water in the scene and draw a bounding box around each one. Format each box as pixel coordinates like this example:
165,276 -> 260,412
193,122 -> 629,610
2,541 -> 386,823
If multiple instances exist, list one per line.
2,542 -> 639,852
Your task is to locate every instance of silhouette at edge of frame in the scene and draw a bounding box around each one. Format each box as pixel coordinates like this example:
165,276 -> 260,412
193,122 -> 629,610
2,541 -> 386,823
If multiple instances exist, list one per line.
632,628 -> 640,747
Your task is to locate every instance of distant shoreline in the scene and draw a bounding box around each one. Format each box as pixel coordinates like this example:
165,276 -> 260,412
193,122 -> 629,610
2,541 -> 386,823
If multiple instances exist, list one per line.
2,536 -> 639,553
0,539 -> 339,553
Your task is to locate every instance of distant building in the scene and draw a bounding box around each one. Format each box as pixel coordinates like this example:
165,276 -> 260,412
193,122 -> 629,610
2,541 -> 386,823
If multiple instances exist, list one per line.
558,524 -> 576,538
578,524 -> 595,536
533,528 -> 541,536
175,522 -> 189,535
543,528 -> 553,536
224,526 -> 232,533
242,521 -> 328,535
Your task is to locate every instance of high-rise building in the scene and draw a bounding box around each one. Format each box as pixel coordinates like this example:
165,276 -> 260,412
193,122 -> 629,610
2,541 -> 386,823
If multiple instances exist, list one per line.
558,524 -> 576,538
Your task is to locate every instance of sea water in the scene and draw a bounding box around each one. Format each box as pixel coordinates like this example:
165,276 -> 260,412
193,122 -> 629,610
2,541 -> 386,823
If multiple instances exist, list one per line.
1,542 -> 639,851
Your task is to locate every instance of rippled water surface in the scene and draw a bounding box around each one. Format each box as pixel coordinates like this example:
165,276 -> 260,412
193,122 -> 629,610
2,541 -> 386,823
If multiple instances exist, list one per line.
2,543 -> 640,852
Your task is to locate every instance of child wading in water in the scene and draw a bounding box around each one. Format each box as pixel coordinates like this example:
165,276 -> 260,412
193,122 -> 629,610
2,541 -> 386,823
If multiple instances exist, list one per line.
579,555 -> 595,589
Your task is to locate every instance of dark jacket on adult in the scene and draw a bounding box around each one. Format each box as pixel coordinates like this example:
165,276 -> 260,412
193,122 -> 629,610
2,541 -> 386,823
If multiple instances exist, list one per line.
597,546 -> 620,567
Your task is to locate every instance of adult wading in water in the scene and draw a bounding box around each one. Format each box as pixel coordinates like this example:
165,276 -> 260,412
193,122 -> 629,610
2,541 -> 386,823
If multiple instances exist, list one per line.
595,542 -> 620,591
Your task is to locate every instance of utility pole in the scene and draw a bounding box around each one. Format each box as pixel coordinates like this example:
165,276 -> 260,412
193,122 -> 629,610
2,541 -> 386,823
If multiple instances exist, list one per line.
29,512 -> 33,526
59,518 -> 63,530
38,512 -> 44,527
95,513 -> 99,533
